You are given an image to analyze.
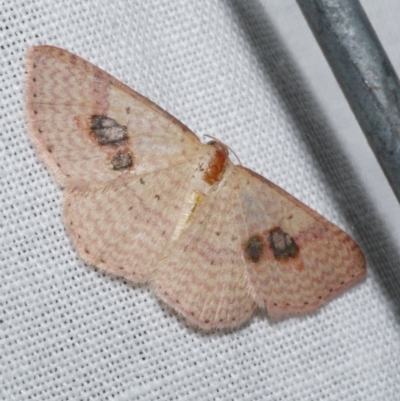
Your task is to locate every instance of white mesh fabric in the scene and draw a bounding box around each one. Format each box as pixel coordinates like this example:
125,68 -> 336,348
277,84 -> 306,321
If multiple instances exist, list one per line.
1,1 -> 400,400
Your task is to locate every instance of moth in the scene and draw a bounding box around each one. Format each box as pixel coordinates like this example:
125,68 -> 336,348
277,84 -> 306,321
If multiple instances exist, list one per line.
25,46 -> 366,330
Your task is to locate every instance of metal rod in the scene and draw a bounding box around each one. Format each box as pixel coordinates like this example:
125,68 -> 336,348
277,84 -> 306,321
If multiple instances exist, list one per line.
296,0 -> 400,202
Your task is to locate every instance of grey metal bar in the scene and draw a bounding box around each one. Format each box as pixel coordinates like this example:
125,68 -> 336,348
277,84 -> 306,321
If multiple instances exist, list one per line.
296,0 -> 400,202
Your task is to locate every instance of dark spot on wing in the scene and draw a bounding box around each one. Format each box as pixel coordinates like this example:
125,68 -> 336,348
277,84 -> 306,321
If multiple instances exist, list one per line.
110,152 -> 133,170
244,235 -> 263,262
269,227 -> 299,260
91,115 -> 127,145
140,178 -> 145,184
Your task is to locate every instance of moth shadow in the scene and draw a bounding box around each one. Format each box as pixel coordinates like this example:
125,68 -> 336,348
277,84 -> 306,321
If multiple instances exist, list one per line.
228,0 -> 400,323
90,265 -> 144,286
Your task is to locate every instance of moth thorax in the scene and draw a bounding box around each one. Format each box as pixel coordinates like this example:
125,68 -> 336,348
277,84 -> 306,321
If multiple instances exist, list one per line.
203,141 -> 229,185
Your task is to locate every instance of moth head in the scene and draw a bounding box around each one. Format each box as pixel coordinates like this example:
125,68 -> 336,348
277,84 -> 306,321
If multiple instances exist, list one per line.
207,138 -> 242,166
206,137 -> 229,155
